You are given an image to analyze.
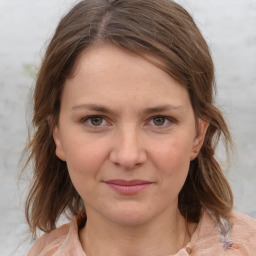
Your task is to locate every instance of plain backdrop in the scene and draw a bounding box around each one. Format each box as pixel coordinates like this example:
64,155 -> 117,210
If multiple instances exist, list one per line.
0,0 -> 256,255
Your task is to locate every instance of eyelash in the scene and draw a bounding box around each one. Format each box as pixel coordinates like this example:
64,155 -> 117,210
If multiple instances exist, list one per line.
81,115 -> 109,128
148,115 -> 177,128
80,115 -> 177,129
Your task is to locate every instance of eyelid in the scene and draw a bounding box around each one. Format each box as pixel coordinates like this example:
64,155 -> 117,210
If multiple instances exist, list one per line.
150,115 -> 176,120
80,114 -> 177,129
147,115 -> 177,128
81,115 -> 110,127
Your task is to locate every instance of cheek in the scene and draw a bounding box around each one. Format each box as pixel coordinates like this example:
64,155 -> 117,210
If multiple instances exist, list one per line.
150,136 -> 193,189
153,136 -> 192,169
63,138 -> 109,191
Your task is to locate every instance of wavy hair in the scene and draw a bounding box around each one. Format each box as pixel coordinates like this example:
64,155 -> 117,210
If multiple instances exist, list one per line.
23,0 -> 233,237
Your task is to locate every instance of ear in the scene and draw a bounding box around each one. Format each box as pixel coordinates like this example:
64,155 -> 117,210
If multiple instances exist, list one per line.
53,126 -> 66,161
190,118 -> 209,161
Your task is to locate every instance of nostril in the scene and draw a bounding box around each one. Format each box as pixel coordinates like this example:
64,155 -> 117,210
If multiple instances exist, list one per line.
109,148 -> 147,169
109,130 -> 147,169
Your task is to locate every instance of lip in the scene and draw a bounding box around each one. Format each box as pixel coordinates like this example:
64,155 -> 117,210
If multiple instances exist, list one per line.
104,179 -> 153,195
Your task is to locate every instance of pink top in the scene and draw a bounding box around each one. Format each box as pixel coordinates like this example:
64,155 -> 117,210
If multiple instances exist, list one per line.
27,211 -> 256,256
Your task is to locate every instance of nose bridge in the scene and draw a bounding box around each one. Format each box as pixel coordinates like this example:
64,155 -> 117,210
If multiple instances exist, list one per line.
110,123 -> 147,169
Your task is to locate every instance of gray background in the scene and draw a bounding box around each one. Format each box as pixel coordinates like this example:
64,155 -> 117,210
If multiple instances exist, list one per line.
0,0 -> 256,255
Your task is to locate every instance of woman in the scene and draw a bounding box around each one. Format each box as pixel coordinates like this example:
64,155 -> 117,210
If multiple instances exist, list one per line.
25,0 -> 256,255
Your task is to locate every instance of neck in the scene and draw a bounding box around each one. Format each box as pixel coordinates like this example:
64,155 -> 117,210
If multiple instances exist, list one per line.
79,207 -> 192,256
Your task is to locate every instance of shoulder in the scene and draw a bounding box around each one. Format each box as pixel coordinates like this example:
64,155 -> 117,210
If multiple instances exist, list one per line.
231,211 -> 256,230
27,215 -> 86,256
230,212 -> 256,254
27,222 -> 70,256
190,210 -> 256,255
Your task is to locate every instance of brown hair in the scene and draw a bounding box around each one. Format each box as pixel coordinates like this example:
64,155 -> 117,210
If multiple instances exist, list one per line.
23,0 -> 233,237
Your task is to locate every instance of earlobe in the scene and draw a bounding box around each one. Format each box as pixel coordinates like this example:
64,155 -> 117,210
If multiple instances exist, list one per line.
190,119 -> 209,160
53,126 -> 66,161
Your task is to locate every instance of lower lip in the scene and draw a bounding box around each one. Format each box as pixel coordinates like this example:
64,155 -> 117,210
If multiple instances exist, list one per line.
105,183 -> 152,195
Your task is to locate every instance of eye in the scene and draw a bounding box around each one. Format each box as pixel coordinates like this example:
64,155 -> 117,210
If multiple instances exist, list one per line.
82,115 -> 108,127
89,116 -> 104,126
152,116 -> 166,126
148,115 -> 176,128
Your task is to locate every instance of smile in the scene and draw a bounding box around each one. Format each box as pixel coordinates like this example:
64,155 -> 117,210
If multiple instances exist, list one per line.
103,180 -> 153,195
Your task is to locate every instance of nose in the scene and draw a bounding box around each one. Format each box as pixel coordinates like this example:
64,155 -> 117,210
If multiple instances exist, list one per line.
109,126 -> 147,169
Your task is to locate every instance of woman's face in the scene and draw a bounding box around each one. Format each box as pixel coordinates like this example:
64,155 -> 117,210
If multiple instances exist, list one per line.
53,44 -> 207,226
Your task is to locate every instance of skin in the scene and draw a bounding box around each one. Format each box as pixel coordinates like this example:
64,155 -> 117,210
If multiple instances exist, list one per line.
53,44 -> 208,256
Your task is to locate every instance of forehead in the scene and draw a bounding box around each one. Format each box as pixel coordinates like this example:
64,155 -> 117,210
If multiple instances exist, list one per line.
62,44 -> 191,111
72,43 -> 170,81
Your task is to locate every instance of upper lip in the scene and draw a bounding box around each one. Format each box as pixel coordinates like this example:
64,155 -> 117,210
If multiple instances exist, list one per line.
104,179 -> 153,186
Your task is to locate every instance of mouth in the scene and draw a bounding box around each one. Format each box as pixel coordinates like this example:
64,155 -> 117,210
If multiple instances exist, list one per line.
103,179 -> 153,195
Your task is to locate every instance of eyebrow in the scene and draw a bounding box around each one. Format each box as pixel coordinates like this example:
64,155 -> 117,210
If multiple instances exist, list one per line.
143,104 -> 185,114
71,103 -> 185,114
72,104 -> 113,113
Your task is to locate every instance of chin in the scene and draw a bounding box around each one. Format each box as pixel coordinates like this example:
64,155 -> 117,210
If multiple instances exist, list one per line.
102,202 -> 156,227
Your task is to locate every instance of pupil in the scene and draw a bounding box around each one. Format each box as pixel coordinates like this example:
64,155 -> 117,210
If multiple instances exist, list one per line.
153,117 -> 165,126
91,117 -> 103,126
